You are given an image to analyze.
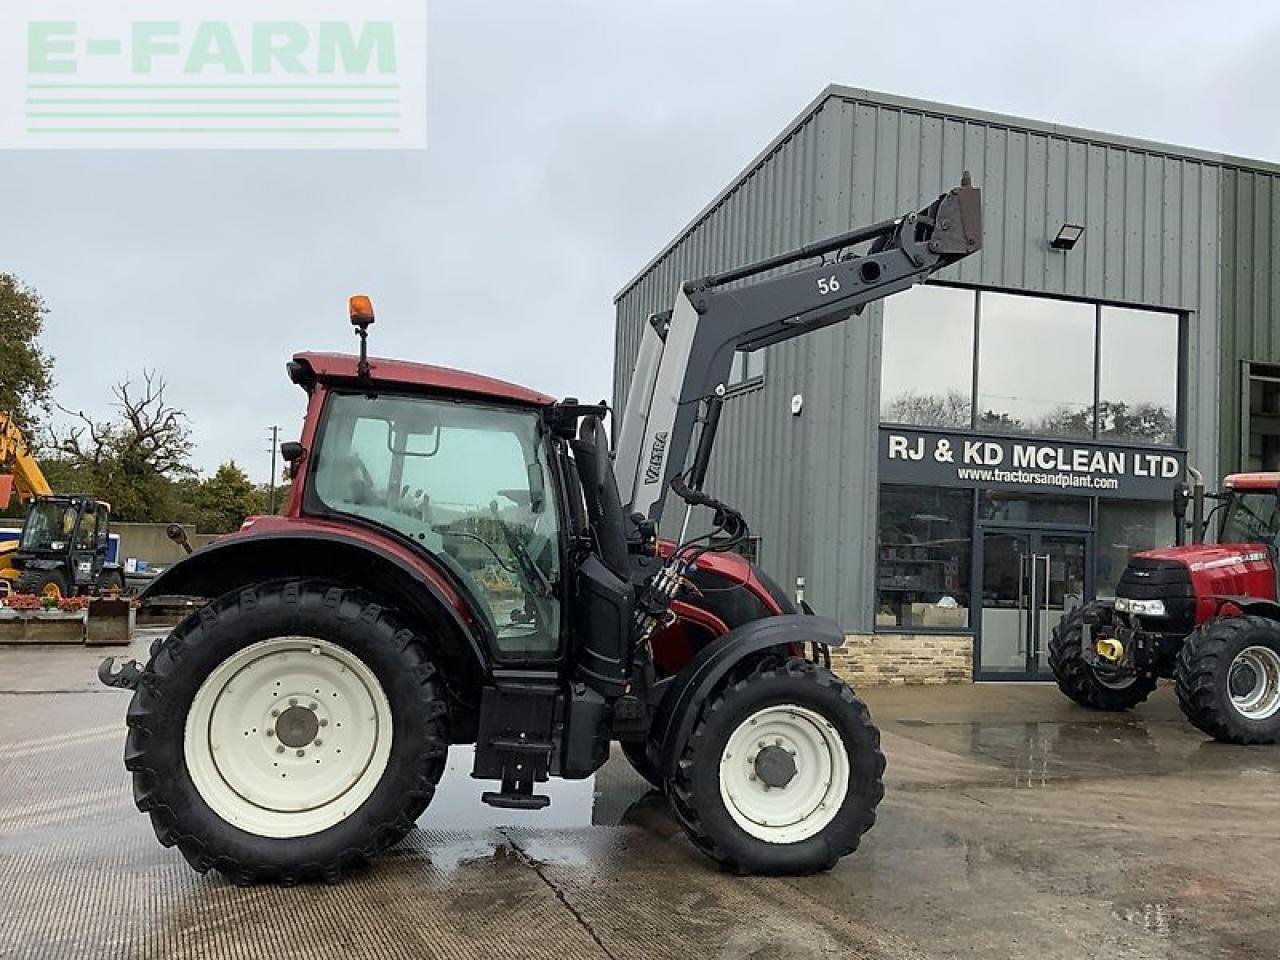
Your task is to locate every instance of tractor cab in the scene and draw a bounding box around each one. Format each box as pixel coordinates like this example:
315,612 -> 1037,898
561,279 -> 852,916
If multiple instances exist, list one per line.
1216,472 -> 1280,549
10,495 -> 121,598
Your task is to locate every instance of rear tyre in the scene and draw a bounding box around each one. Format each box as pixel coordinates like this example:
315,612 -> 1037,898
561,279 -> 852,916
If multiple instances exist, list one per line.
124,579 -> 450,884
14,567 -> 68,600
619,739 -> 663,791
1175,615 -> 1280,744
667,658 -> 884,875
1048,602 -> 1156,711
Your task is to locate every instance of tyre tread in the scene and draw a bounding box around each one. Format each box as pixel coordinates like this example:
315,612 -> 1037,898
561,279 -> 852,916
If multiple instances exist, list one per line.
123,578 -> 449,885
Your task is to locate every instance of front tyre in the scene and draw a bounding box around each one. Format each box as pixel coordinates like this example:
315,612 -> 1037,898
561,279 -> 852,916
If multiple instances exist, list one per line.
15,567 -> 68,600
1048,603 -> 1156,711
667,659 -> 884,875
1175,615 -> 1280,744
124,579 -> 450,884
620,739 -> 663,791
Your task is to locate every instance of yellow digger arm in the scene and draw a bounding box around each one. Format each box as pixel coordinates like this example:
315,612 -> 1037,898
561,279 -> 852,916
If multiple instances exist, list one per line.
0,412 -> 52,509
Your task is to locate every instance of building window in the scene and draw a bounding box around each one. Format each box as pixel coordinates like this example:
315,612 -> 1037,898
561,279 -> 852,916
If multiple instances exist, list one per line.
1247,364 -> 1280,471
876,485 -> 972,630
976,292 -> 1096,437
727,349 -> 764,387
880,285 -> 975,427
1098,307 -> 1179,445
978,491 -> 1091,526
879,288 -> 1182,446
1095,500 -> 1175,598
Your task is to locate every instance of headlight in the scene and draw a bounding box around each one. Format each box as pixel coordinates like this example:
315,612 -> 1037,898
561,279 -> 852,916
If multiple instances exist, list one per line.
1114,597 -> 1166,617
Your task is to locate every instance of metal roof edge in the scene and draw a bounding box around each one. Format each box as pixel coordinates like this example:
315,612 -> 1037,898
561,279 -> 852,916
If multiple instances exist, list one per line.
614,84 -> 1280,305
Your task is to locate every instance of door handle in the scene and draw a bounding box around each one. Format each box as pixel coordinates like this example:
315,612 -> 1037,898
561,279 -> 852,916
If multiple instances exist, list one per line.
1032,553 -> 1051,657
1015,552 -> 1028,655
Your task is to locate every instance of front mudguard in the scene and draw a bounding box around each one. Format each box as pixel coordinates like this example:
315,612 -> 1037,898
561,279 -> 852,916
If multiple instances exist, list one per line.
648,614 -> 845,782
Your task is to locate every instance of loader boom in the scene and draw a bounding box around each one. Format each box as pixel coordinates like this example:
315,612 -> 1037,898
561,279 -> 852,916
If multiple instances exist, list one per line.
615,175 -> 983,522
0,412 -> 52,507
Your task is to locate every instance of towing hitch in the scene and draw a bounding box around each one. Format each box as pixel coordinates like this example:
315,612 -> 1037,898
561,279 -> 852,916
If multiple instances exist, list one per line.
98,656 -> 143,690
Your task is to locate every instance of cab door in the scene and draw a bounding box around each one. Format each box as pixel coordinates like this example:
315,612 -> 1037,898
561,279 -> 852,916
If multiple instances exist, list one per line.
68,502 -> 102,589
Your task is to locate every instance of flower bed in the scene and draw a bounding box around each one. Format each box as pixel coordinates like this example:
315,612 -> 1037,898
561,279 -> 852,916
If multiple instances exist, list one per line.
0,594 -> 106,645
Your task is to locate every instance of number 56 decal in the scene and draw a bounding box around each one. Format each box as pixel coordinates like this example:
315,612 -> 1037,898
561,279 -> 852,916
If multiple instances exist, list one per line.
817,275 -> 841,295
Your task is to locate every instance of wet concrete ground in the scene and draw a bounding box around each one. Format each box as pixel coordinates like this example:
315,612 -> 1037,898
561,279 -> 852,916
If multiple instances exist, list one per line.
2,632 -> 1278,959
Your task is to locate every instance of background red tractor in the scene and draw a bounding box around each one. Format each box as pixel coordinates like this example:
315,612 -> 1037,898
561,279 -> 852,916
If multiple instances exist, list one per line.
1051,472 -> 1280,743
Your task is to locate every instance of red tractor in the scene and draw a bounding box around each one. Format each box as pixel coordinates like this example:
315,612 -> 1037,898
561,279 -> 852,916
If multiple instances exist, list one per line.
99,178 -> 982,884
1050,472 -> 1280,743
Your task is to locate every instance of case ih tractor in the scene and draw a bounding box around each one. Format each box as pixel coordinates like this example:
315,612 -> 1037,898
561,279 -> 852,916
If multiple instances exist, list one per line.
1050,472 -> 1280,743
99,178 -> 982,884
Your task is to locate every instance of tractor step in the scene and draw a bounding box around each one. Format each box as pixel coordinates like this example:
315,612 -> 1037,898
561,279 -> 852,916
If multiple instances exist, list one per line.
488,736 -> 554,753
481,789 -> 551,810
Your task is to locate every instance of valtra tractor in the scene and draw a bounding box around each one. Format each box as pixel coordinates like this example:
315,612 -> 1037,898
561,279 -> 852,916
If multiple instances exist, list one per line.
1050,471 -> 1280,743
99,177 -> 983,884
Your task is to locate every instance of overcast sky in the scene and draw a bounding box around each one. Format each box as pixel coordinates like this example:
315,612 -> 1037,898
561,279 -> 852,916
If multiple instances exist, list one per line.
1,1 -> 1277,482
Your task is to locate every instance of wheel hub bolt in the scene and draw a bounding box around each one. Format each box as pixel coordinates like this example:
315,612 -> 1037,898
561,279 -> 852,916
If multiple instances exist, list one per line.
309,702 -> 318,711
319,718 -> 328,728
276,745 -> 284,754
296,749 -> 305,758
289,698 -> 298,707
314,739 -> 323,746
271,709 -> 280,718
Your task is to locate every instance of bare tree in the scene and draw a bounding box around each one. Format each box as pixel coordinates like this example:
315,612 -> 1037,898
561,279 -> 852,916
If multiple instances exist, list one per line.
47,370 -> 194,520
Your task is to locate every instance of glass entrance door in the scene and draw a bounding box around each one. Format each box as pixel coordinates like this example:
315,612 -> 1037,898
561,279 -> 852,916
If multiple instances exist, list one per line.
978,528 -> 1090,680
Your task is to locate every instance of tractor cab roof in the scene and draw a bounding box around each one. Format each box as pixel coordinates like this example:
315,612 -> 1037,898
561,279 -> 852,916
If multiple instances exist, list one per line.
1223,472 -> 1280,492
289,352 -> 556,407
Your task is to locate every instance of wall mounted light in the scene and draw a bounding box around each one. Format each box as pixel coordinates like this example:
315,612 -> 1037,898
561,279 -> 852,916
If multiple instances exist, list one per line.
1051,223 -> 1085,250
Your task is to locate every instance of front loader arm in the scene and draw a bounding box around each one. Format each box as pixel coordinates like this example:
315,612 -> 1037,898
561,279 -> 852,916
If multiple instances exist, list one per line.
615,175 -> 982,522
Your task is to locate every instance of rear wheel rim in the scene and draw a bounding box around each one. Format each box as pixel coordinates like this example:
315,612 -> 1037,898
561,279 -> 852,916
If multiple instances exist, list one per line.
718,704 -> 849,844
183,636 -> 393,838
1228,645 -> 1280,721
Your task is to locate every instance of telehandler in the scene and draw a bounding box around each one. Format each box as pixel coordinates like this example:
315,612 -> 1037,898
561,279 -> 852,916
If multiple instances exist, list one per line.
0,412 -> 123,598
100,176 -> 982,883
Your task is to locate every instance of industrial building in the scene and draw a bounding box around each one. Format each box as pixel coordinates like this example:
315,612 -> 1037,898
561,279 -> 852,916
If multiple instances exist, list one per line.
613,85 -> 1280,683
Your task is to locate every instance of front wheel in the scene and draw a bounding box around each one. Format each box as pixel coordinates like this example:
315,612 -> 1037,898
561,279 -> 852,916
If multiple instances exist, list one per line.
1175,615 -> 1280,744
620,739 -> 663,791
667,659 -> 884,874
15,567 -> 68,600
124,579 -> 450,884
1048,602 -> 1156,711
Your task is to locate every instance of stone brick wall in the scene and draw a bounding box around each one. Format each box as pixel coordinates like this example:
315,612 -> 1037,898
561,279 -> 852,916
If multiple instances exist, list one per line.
829,632 -> 972,686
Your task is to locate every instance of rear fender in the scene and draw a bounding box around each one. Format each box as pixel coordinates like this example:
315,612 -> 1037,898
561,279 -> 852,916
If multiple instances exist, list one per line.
141,529 -> 490,680
649,614 -> 845,780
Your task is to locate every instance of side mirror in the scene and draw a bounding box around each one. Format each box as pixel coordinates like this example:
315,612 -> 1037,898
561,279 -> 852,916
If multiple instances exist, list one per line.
280,441 -> 305,463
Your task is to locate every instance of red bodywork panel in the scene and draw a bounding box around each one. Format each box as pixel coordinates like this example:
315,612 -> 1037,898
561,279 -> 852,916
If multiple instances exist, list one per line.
230,513 -> 477,627
1133,542 -> 1276,622
647,541 -> 789,672
293,352 -> 555,407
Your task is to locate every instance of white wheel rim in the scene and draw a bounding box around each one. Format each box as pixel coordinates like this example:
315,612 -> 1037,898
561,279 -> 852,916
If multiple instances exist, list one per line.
718,704 -> 849,844
1229,645 -> 1280,721
183,636 -> 393,839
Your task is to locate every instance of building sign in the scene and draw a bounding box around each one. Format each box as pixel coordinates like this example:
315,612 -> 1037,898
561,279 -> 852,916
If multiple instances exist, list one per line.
878,427 -> 1186,500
